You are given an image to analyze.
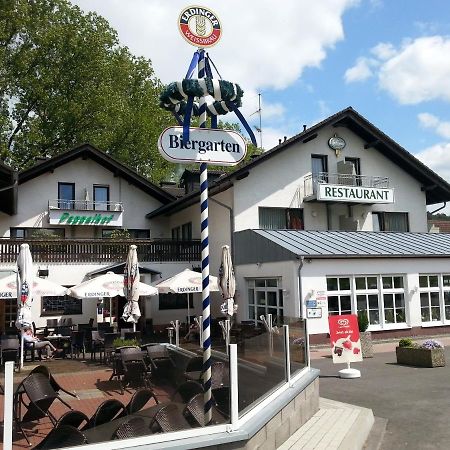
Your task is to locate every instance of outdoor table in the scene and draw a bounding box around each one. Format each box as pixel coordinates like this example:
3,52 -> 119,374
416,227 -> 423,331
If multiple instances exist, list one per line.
82,402 -> 178,443
46,335 -> 71,358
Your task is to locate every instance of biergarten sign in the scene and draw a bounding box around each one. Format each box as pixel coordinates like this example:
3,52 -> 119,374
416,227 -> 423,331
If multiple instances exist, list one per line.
178,6 -> 222,48
317,184 -> 394,204
158,126 -> 247,166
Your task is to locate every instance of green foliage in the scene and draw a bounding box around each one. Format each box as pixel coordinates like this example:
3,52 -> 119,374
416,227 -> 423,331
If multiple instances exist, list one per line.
29,229 -> 62,239
0,0 -> 175,182
399,338 -> 415,348
113,337 -> 138,349
357,310 -> 369,332
108,229 -> 131,240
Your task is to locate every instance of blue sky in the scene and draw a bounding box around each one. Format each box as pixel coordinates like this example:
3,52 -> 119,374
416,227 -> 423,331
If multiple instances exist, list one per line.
71,0 -> 450,192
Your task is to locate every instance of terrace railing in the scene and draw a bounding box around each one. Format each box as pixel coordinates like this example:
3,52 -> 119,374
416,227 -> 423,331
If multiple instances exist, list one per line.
0,238 -> 201,263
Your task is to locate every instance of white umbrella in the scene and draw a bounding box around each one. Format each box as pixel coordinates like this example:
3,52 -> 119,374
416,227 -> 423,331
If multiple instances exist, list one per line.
70,271 -> 157,325
15,243 -> 34,369
0,274 -> 68,299
122,245 -> 140,331
155,268 -> 219,324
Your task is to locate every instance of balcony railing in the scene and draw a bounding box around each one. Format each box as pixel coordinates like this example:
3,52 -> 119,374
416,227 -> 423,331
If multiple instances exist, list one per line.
48,199 -> 123,212
0,238 -> 201,263
304,172 -> 390,198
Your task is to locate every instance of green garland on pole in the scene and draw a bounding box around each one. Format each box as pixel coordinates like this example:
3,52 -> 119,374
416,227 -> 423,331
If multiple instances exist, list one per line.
159,78 -> 243,116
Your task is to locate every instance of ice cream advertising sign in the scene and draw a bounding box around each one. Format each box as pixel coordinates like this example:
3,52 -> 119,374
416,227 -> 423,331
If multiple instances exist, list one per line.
328,315 -> 363,364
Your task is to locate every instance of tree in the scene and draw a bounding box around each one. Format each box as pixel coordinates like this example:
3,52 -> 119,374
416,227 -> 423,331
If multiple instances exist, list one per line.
0,0 -> 174,182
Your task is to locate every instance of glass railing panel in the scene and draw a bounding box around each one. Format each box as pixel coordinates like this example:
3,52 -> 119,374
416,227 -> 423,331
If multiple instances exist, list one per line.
284,316 -> 308,376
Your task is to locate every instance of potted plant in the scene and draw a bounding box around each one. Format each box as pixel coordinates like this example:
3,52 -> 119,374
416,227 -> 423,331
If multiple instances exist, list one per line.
358,310 -> 373,358
396,338 -> 445,367
291,337 -> 306,363
113,337 -> 138,349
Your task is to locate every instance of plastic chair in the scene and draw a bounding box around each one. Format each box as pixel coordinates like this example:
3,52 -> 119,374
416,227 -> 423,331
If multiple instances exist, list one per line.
112,417 -> 148,440
33,424 -> 87,449
82,399 -> 126,430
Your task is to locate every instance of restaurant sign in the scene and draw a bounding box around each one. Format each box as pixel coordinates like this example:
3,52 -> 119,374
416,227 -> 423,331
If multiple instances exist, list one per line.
48,210 -> 123,226
158,126 -> 247,166
317,184 -> 394,204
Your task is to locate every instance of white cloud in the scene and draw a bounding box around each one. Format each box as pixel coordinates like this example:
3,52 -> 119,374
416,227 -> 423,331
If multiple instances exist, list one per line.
344,57 -> 376,83
370,42 -> 396,60
418,113 -> 450,139
416,142 -> 450,182
378,36 -> 450,104
70,0 -> 357,94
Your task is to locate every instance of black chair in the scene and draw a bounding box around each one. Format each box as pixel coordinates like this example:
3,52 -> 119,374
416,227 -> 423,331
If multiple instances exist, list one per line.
33,424 -> 87,449
98,323 -> 114,333
82,399 -> 127,430
70,331 -> 86,359
1,336 -> 20,368
184,356 -> 203,382
99,332 -> 119,363
124,331 -> 141,342
56,326 -> 71,337
171,381 -> 204,404
211,361 -> 229,389
118,388 -> 159,418
144,344 -> 175,372
183,393 -> 227,427
56,410 -> 89,430
212,386 -> 230,419
121,348 -> 152,391
112,417 -> 148,440
150,403 -> 191,432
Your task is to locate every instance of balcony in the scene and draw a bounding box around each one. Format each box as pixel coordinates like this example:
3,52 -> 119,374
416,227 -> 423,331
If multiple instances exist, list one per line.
0,238 -> 201,263
303,172 -> 394,204
48,200 -> 124,226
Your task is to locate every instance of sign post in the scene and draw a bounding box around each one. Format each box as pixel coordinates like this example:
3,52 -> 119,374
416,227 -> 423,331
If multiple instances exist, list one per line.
328,314 -> 362,378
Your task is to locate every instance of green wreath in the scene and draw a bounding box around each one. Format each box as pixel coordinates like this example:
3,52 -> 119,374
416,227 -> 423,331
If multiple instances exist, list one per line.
159,78 -> 243,116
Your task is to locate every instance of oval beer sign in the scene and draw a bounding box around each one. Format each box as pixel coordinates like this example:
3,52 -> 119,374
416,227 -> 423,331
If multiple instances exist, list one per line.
158,127 -> 247,166
178,6 -> 222,48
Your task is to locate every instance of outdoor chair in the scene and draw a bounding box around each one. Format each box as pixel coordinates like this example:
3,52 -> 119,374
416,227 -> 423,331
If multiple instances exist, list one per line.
56,410 -> 89,430
184,356 -> 203,382
211,361 -> 229,389
1,336 -> 20,368
124,331 -> 142,342
211,386 -> 230,419
144,344 -> 175,372
33,424 -> 88,449
23,338 -> 42,362
82,399 -> 127,430
98,332 -> 119,363
70,331 -> 86,359
183,393 -> 227,427
112,416 -> 148,440
150,403 -> 191,433
121,348 -> 152,392
118,388 -> 159,418
171,380 -> 204,404
56,326 -> 71,337
98,323 -> 114,333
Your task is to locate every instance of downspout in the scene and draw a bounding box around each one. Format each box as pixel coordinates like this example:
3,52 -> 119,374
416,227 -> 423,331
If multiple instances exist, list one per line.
297,256 -> 305,318
430,202 -> 446,215
209,197 -> 235,262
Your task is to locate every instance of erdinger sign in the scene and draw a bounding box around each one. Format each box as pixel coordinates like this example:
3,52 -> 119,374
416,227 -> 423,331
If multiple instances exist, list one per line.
328,314 -> 363,364
158,126 -> 247,166
178,6 -> 222,48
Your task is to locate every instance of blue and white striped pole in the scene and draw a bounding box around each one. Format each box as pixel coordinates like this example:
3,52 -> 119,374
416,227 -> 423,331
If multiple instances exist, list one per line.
198,49 -> 212,424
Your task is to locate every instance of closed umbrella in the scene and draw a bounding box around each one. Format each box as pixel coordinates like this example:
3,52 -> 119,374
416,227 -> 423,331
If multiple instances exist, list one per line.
122,245 -> 140,331
15,243 -> 34,369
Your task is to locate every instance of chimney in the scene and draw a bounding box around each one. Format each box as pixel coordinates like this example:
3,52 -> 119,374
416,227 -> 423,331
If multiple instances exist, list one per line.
303,125 -> 307,131
279,139 -> 282,144
283,136 -> 287,142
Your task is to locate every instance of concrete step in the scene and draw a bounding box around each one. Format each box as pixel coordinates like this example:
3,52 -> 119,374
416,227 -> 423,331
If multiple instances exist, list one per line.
277,397 -> 375,450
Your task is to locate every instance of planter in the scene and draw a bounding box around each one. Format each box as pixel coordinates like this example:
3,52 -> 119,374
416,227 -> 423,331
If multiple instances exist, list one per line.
290,345 -> 305,363
396,346 -> 446,368
360,331 -> 373,358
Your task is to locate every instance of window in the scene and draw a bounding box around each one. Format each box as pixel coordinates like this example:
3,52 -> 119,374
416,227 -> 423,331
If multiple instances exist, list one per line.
172,226 -> 181,240
93,185 -> 109,211
345,157 -> 361,176
259,208 -> 304,230
129,229 -> 150,239
419,274 -> 441,322
58,183 -> 75,209
172,223 -> 193,240
326,274 -> 406,327
41,290 -> 82,316
248,278 -> 283,325
10,228 -> 65,239
159,293 -> 193,310
373,212 -> 409,232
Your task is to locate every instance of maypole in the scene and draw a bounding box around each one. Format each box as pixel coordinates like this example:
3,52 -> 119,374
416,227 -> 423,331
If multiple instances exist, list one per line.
158,5 -> 257,423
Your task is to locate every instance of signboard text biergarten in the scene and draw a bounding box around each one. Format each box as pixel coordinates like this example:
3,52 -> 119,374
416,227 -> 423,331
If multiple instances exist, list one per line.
158,126 -> 247,166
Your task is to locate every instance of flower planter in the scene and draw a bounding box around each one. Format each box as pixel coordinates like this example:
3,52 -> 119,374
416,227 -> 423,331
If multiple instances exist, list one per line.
290,345 -> 305,363
396,346 -> 446,368
360,331 -> 373,358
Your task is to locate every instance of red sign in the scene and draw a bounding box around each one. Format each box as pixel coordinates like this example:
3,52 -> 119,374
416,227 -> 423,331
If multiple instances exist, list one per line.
328,314 -> 363,363
178,6 -> 222,48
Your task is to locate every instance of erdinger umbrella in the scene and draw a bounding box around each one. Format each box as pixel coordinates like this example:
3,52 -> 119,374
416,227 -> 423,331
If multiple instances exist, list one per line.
122,245 -> 140,331
0,274 -> 68,299
16,243 -> 34,369
155,268 -> 219,324
70,272 -> 157,325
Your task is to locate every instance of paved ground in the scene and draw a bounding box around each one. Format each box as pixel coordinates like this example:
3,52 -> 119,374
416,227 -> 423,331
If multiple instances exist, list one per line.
311,336 -> 450,450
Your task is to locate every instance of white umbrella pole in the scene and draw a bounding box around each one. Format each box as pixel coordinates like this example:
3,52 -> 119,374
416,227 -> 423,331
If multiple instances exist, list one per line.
109,297 -> 112,325
20,334 -> 24,369
187,293 -> 191,325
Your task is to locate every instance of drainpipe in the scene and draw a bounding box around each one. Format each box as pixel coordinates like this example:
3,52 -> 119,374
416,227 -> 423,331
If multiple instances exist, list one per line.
209,197 -> 235,262
297,256 -> 305,318
429,202 -> 446,215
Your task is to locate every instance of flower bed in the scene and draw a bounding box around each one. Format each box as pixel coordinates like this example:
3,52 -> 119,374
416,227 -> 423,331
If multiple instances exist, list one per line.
396,339 -> 446,368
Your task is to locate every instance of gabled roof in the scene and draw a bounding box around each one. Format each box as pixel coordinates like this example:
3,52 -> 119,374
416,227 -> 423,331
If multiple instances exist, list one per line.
147,107 -> 450,218
19,144 -> 175,204
234,229 -> 450,264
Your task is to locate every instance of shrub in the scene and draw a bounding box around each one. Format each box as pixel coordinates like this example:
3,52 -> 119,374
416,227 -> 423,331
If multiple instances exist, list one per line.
421,339 -> 444,350
293,337 -> 305,346
113,337 -> 138,348
357,310 -> 369,332
399,338 -> 415,348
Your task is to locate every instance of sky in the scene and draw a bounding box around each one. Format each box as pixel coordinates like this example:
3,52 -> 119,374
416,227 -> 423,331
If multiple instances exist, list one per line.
71,0 -> 450,207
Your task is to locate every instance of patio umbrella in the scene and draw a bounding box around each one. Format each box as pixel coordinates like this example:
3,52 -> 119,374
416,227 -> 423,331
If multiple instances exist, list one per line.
0,274 -> 68,299
15,243 -> 33,369
155,268 -> 219,324
122,245 -> 140,331
218,245 -> 236,354
69,272 -> 157,325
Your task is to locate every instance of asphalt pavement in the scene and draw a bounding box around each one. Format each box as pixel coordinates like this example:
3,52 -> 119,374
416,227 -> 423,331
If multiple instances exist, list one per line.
311,337 -> 450,450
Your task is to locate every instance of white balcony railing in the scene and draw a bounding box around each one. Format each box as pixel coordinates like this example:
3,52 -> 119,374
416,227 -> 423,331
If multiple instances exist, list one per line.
48,199 -> 123,212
